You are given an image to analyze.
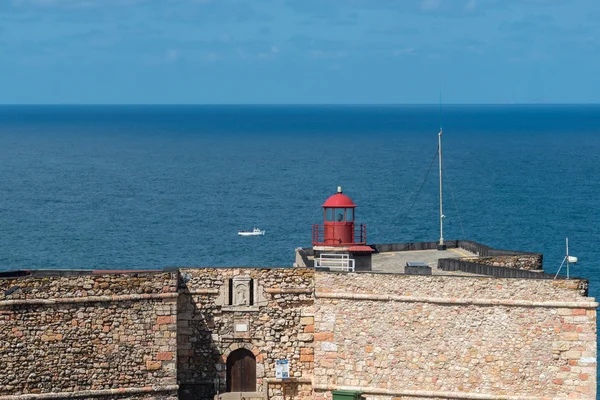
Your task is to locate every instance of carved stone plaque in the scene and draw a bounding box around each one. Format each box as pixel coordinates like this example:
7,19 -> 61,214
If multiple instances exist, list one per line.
219,274 -> 264,312
233,276 -> 251,306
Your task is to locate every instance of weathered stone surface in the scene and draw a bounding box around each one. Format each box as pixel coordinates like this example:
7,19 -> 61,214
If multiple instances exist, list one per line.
0,272 -> 178,397
177,268 -> 314,400
463,254 -> 543,271
0,267 -> 596,400
0,272 -> 178,301
315,273 -> 590,301
314,272 -> 597,400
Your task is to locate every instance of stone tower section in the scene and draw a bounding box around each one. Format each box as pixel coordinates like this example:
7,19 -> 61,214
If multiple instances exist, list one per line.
177,268 -> 314,400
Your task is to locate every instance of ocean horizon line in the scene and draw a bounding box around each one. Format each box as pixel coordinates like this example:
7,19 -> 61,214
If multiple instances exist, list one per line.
0,102 -> 599,107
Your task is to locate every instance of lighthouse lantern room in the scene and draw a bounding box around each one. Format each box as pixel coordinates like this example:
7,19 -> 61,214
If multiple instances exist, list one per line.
312,186 -> 366,246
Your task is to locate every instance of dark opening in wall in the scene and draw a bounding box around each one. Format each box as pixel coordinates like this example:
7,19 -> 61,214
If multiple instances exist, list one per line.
249,279 -> 254,305
228,278 -> 255,306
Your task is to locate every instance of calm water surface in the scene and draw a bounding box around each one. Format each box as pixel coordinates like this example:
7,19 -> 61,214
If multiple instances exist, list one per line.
0,105 -> 599,291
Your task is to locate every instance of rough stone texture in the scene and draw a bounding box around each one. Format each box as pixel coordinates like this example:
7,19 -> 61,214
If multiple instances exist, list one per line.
1,267 -> 596,400
0,392 -> 178,400
85,396 -> 177,400
462,254 -> 543,271
177,268 -> 314,400
0,272 -> 177,300
0,272 -> 178,398
317,273 -> 589,300
314,272 -> 597,400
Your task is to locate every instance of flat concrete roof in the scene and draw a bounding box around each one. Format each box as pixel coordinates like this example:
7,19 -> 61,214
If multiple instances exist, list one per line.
372,247 -> 478,275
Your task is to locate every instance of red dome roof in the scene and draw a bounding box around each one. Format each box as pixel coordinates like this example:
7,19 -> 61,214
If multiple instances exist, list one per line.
322,192 -> 356,208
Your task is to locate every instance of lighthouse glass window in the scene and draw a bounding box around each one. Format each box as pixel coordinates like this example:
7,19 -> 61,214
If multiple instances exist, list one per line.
334,208 -> 345,222
326,208 -> 334,222
345,208 -> 354,222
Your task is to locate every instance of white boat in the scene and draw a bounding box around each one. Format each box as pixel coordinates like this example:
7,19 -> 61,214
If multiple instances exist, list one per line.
238,228 -> 265,236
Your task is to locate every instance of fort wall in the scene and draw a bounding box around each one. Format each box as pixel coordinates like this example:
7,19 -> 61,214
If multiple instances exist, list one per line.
0,268 -> 596,400
313,273 -> 597,400
0,272 -> 179,399
461,255 -> 543,271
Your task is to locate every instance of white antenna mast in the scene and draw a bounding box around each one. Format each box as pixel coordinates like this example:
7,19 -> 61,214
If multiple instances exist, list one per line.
437,90 -> 446,251
554,237 -> 578,279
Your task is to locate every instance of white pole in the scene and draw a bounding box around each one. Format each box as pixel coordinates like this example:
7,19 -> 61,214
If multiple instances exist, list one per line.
438,128 -> 445,249
566,237 -> 569,279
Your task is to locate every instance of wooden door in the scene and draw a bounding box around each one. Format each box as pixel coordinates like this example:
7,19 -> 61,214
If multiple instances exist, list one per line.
226,349 -> 256,392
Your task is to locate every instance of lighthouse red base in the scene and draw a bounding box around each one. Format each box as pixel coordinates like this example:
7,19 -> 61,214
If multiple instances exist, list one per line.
311,224 -> 367,247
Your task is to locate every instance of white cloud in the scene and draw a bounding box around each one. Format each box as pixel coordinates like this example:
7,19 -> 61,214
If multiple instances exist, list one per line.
420,0 -> 442,11
203,52 -> 220,62
392,47 -> 416,56
309,50 -> 348,59
256,45 -> 280,59
165,49 -> 181,63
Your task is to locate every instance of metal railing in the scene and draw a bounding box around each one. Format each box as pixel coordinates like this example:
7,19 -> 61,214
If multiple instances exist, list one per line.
312,224 -> 367,246
314,253 -> 355,272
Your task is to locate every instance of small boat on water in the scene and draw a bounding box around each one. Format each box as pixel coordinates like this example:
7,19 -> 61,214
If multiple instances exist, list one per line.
238,228 -> 265,236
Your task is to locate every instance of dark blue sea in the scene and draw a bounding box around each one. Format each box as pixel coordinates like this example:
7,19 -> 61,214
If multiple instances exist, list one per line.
0,105 -> 599,291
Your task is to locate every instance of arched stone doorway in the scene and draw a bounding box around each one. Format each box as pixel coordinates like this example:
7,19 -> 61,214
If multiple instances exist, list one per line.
226,348 -> 256,392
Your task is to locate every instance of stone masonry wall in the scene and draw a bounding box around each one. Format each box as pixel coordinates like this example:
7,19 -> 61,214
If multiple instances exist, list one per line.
0,272 -> 179,399
462,254 -> 543,271
1,267 -> 596,400
177,268 -> 314,400
313,273 -> 597,400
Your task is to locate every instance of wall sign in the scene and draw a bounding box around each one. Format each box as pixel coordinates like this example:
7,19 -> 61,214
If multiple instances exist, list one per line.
275,359 -> 289,379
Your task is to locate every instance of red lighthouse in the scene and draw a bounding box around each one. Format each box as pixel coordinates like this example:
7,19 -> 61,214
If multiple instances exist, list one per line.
312,186 -> 366,246
311,187 -> 373,271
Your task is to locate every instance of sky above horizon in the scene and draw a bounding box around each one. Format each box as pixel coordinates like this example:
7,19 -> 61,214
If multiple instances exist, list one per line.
0,0 -> 598,104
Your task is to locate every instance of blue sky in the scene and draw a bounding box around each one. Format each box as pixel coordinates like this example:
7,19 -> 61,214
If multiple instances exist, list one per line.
0,0 -> 598,104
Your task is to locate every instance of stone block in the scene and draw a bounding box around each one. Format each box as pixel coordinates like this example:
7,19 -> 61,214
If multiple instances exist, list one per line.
157,316 -> 175,325
156,352 -> 173,361
146,361 -> 162,371
565,351 -> 582,359
321,342 -> 337,351
297,333 -> 313,342
314,332 -> 333,341
562,332 -> 579,341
